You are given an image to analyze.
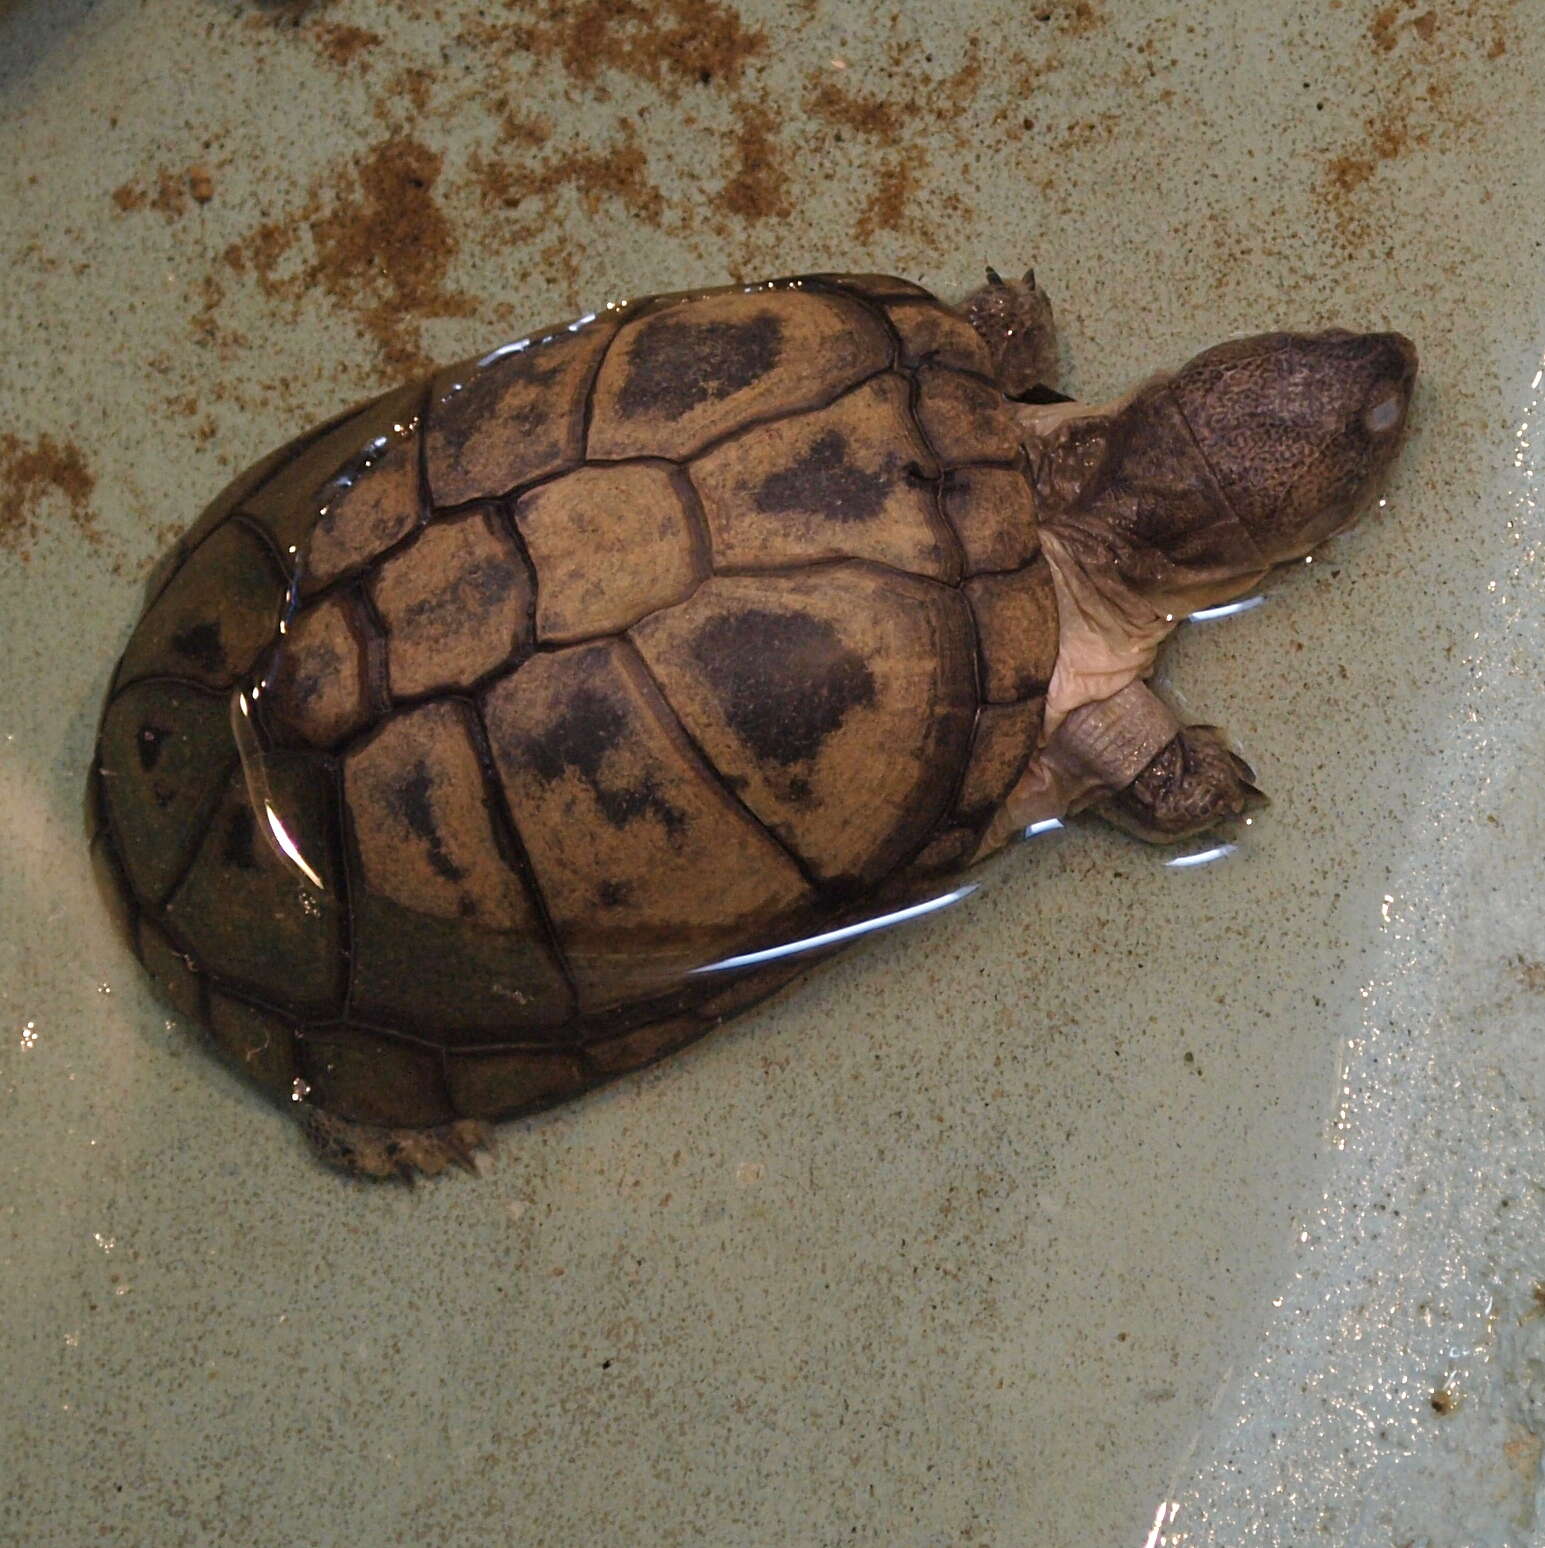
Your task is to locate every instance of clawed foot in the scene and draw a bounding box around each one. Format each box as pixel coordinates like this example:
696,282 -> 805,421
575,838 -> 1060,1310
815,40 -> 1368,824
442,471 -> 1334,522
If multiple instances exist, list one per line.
962,266 -> 1059,400
300,1106 -> 492,1181
1096,725 -> 1264,842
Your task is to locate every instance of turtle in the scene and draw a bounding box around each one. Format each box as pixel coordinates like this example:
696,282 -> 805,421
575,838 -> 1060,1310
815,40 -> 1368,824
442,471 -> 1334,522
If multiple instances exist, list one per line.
87,269 -> 1418,1179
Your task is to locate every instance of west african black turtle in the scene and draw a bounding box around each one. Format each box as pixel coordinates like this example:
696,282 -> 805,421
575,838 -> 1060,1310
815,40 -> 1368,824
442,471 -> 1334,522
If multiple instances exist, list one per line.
87,270 -> 1418,1178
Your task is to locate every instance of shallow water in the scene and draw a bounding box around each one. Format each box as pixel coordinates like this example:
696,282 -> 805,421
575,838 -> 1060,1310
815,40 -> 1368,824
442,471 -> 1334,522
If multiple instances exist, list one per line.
3,2 -> 1542,1543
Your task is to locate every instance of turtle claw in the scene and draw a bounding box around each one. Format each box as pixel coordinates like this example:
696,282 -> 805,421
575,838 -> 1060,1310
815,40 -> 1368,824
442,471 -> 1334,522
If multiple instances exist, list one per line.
1097,724 -> 1265,843
300,1107 -> 493,1181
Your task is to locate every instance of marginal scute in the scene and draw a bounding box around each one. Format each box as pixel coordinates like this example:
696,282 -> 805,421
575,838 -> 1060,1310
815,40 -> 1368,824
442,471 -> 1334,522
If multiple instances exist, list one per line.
207,991 -> 300,1100
137,917 -> 205,1022
298,1026 -> 454,1128
302,429 -> 421,592
98,681 -> 235,905
690,373 -> 954,580
582,1014 -> 706,1077
444,1045 -> 589,1120
943,465 -> 1040,575
965,558 -> 1061,702
886,299 -> 995,376
264,592 -> 370,748
908,827 -> 976,878
164,755 -> 344,1017
241,382 -> 424,560
588,288 -> 891,462
630,567 -> 976,887
800,273 -> 933,301
481,639 -> 813,1008
956,698 -> 1044,821
370,508 -> 531,697
514,462 -> 701,643
114,520 -> 283,693
425,319 -> 618,506
913,363 -> 1023,464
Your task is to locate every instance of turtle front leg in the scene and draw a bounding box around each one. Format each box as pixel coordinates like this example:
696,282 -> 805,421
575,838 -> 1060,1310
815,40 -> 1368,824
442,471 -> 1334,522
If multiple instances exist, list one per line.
979,681 -> 1260,852
960,267 -> 1060,400
1094,722 -> 1263,842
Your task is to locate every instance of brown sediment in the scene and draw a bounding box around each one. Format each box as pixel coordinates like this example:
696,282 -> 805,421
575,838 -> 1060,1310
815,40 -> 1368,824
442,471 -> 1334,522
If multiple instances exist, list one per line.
716,101 -> 792,222
804,79 -> 905,141
471,122 -> 666,231
854,158 -> 921,245
219,138 -> 474,378
503,0 -> 768,99
309,138 -> 476,376
0,433 -> 98,557
111,165 -> 216,220
312,21 -> 382,67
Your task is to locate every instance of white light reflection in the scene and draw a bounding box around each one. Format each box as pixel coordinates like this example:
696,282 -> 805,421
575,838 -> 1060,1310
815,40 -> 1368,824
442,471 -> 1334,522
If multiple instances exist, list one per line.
477,337 -> 534,368
1188,594 -> 1265,622
264,803 -> 325,890
1024,817 -> 1064,837
1165,843 -> 1237,869
691,884 -> 978,974
1141,1498 -> 1180,1548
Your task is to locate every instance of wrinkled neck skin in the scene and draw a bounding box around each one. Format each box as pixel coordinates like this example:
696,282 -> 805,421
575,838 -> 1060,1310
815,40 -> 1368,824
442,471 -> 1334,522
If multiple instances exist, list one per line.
1023,383 -> 1270,738
972,382 -> 1270,858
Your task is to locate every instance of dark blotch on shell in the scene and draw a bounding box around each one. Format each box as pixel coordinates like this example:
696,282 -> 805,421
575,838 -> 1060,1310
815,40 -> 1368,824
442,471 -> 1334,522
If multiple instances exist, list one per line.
690,608 -> 876,766
170,621 -> 225,675
522,686 -> 685,834
391,761 -> 468,884
754,431 -> 894,524
617,313 -> 783,421
220,804 -> 258,872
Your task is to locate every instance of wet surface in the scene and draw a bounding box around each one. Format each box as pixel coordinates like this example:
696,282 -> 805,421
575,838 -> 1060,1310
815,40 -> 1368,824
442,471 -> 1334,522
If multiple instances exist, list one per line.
2,1 -> 1542,1543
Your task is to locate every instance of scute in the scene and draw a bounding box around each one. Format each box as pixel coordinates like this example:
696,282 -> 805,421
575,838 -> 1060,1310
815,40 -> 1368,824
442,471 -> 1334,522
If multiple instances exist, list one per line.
341,698 -> 573,1039
98,681 -> 236,905
263,593 -> 371,749
207,991 -> 299,1101
630,567 -> 977,887
444,1045 -> 589,1121
965,558 -> 1060,702
369,507 -> 532,697
943,466 -> 1040,575
241,382 -> 424,560
690,373 -> 957,580
303,427 -> 421,593
164,754 -> 344,1018
298,1025 -> 454,1128
114,520 -> 283,694
588,287 -> 891,462
481,639 -> 814,1007
425,319 -> 618,506
887,299 -> 995,376
913,363 -> 1022,464
515,461 -> 705,642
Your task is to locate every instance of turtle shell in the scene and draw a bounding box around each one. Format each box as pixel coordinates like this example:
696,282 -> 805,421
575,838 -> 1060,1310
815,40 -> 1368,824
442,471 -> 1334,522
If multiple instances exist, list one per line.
90,274 -> 1057,1128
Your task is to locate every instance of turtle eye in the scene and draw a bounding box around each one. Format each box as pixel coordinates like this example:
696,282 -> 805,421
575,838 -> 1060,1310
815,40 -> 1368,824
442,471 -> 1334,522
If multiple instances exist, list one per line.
1363,387 -> 1405,436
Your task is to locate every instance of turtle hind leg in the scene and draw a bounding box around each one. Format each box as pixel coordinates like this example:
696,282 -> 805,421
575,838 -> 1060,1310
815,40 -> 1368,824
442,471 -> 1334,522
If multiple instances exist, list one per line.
299,1105 -> 491,1181
1096,724 -> 1265,843
960,266 -> 1059,400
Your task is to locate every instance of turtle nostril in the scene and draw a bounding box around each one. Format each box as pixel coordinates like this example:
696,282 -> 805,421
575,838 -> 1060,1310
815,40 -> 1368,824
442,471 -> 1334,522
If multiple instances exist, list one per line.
1364,390 -> 1405,436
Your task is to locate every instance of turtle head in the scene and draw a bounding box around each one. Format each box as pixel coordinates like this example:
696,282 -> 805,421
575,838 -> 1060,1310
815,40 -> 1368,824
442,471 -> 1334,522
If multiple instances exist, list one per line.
1169,328 -> 1419,564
